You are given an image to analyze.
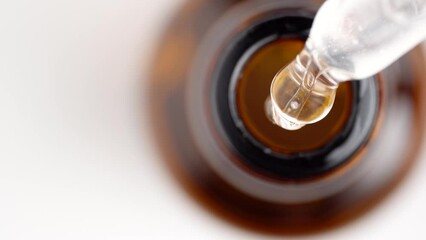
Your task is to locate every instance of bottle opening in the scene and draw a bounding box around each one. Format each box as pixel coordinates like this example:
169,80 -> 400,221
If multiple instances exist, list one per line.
212,16 -> 379,179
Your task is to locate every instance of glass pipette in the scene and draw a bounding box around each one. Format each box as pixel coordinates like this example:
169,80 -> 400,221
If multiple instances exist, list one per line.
268,0 -> 426,130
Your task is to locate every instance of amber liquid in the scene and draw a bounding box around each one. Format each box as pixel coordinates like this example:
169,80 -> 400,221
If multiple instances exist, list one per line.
235,38 -> 353,154
149,0 -> 426,235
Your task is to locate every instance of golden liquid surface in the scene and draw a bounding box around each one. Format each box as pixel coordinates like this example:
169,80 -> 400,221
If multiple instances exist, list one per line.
236,39 -> 353,154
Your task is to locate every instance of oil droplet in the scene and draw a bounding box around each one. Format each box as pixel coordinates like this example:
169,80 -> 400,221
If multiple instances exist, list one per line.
267,49 -> 338,130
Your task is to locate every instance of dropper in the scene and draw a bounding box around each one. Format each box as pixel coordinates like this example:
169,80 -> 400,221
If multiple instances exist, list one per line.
267,0 -> 426,130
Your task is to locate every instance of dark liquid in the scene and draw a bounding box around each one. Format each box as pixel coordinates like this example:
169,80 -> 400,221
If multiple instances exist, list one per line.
235,38 -> 353,154
148,0 -> 426,235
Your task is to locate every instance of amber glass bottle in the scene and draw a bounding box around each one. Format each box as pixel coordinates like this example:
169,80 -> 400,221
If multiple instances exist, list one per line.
149,0 -> 426,234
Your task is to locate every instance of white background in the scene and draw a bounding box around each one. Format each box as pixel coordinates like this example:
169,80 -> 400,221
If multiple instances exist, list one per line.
0,1 -> 425,239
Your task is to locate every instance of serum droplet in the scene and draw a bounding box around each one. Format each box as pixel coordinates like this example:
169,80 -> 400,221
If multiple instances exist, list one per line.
267,48 -> 338,130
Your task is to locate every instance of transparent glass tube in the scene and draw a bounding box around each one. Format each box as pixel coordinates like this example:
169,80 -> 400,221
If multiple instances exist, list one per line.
268,0 -> 426,130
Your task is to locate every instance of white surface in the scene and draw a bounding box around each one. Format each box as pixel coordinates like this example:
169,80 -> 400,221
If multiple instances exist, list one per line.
0,1 -> 425,239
